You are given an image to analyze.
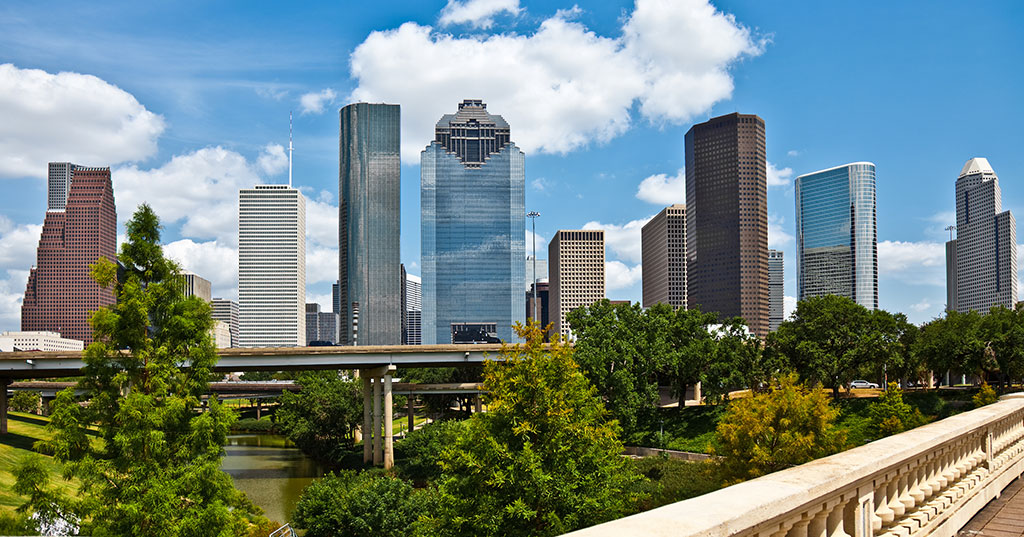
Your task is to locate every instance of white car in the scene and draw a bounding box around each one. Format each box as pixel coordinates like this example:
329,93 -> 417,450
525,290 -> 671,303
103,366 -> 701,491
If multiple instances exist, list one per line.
850,380 -> 879,389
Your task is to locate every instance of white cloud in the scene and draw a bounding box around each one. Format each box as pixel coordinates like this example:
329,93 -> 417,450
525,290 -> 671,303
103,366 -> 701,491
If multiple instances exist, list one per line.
299,88 -> 337,115
605,260 -> 642,292
305,195 -> 339,249
766,161 -> 793,187
787,150 -> 800,157
306,245 -> 339,285
635,168 -> 685,205
0,217 -> 42,270
910,299 -> 932,313
878,240 -> 945,286
164,239 -> 238,300
439,0 -> 522,29
768,213 -> 793,249
257,143 -> 288,176
525,229 -> 546,257
0,269 -> 30,331
0,64 -> 165,179
350,0 -> 763,162
530,177 -> 550,192
582,215 -> 654,264
783,295 -> 797,320
307,292 -> 334,312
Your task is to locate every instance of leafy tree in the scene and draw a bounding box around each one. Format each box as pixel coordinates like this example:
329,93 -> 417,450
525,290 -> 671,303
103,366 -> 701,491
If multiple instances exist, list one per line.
859,310 -> 918,386
292,470 -> 434,537
398,366 -> 482,418
868,383 -> 926,437
9,391 -> 41,413
14,204 -> 264,536
426,322 -> 644,537
394,419 -> 467,483
276,370 -> 362,462
915,310 -> 986,383
703,318 -> 782,401
713,374 -> 846,483
981,305 -> 1024,386
973,382 -> 999,408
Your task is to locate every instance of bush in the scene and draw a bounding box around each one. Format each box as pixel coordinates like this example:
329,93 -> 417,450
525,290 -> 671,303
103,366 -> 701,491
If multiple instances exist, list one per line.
974,382 -> 999,408
631,457 -> 724,510
395,419 -> 467,483
868,383 -> 926,438
232,418 -> 277,433
9,391 -> 41,413
0,511 -> 38,535
292,470 -> 434,537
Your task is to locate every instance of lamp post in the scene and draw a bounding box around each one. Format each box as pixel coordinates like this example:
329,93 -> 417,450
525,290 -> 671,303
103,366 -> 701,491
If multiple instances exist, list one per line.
527,211 -> 541,325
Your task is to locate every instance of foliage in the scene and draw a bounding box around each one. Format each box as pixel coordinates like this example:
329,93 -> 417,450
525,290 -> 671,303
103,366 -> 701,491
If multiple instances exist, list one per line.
981,305 -> 1024,385
8,391 -> 41,414
914,310 -> 986,380
292,470 -> 434,537
231,418 -> 277,433
868,383 -> 926,438
394,419 -> 467,483
0,510 -> 37,535
703,318 -> 783,402
713,374 -> 846,483
398,366 -> 482,417
13,204 -> 265,536
631,457 -> 724,511
973,382 -> 999,408
426,322 -> 644,537
276,371 -> 362,463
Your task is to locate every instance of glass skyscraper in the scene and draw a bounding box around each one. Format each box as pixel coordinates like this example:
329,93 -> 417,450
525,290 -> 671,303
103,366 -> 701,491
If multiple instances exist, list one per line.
339,103 -> 402,345
794,162 -> 878,309
421,100 -> 525,344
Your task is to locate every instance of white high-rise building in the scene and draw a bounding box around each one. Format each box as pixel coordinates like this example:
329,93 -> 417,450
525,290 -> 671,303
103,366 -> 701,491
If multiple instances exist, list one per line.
404,273 -> 422,345
549,230 -> 605,339
0,331 -> 84,352
47,162 -> 77,212
238,184 -> 306,347
768,250 -> 784,331
946,158 -> 1017,313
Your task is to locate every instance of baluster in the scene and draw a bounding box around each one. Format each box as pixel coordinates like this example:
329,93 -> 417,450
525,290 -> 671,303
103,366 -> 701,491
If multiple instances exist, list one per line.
898,463 -> 916,512
908,459 -> 926,505
875,475 -> 895,525
886,473 -> 906,518
787,515 -> 812,537
828,496 -> 854,537
808,506 -> 829,537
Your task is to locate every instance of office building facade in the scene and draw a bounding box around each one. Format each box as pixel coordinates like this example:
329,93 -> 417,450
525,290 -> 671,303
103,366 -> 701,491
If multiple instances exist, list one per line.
0,331 -> 84,352
768,250 -> 784,331
946,158 -> 1017,313
549,230 -> 605,339
211,298 -> 239,348
305,303 -> 339,345
641,204 -> 687,309
684,113 -> 769,336
180,272 -> 213,302
238,184 -> 305,347
794,162 -> 878,309
22,165 -> 117,343
421,100 -> 525,344
339,103 -> 402,345
404,273 -> 422,345
526,280 -> 550,335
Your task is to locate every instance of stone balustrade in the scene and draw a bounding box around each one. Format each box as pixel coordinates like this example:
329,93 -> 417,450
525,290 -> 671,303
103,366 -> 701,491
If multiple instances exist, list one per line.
565,393 -> 1024,537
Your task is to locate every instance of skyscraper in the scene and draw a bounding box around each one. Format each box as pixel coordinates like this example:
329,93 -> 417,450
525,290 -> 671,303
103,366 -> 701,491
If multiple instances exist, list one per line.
22,165 -> 116,343
180,272 -> 213,303
641,204 -> 687,309
305,303 -> 339,345
549,230 -> 605,339
685,113 -> 769,336
768,249 -> 784,331
404,273 -> 422,345
946,158 -> 1017,313
238,184 -> 306,347
211,298 -> 239,348
339,103 -> 402,346
421,100 -> 525,344
794,162 -> 878,309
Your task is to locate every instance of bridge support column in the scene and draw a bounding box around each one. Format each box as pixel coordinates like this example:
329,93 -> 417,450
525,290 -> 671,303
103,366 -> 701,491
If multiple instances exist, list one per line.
362,374 -> 372,464
408,396 -> 415,434
474,394 -> 482,413
384,371 -> 393,469
373,376 -> 382,465
0,378 -> 9,435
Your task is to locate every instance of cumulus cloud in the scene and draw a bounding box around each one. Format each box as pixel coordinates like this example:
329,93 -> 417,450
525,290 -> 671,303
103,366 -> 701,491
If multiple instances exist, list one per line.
878,240 -> 945,286
530,177 -> 550,192
525,229 -> 546,257
768,213 -> 793,249
0,217 -> 42,270
306,245 -> 340,285
299,88 -> 337,115
636,168 -> 685,205
0,64 -> 165,179
787,150 -> 800,157
350,0 -> 764,162
910,299 -> 932,313
305,195 -> 339,249
605,260 -> 642,292
783,295 -> 797,320
766,161 -> 793,187
582,215 -> 654,264
257,143 -> 288,176
439,0 -> 522,29
0,269 -> 30,331
164,239 -> 238,299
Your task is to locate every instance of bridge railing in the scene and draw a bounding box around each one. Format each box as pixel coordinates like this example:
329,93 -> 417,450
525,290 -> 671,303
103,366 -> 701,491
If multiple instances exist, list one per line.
565,393 -> 1024,537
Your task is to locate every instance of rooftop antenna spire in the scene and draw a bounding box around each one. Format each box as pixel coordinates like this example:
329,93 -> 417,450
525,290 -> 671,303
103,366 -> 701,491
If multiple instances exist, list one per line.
288,111 -> 294,187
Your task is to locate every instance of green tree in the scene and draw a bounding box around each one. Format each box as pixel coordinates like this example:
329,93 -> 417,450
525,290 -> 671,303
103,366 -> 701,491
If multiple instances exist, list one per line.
276,371 -> 362,462
981,305 -> 1024,386
868,383 -> 926,437
292,470 -> 434,537
713,374 -> 846,483
14,204 -> 264,536
703,318 -> 782,401
915,310 -> 985,384
9,391 -> 41,413
859,310 -> 918,386
427,322 -> 644,537
394,419 -> 467,483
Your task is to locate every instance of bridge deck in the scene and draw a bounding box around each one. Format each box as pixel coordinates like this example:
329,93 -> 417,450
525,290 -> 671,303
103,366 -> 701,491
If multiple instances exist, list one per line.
960,477 -> 1024,537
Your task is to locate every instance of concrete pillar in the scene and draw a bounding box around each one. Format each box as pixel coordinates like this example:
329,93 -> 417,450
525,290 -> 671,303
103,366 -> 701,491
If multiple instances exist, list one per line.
384,372 -> 394,469
41,397 -> 52,417
256,401 -> 261,420
353,370 -> 362,443
363,374 -> 372,464
373,375 -> 382,466
408,396 -> 415,434
474,394 -> 482,413
0,378 -> 9,435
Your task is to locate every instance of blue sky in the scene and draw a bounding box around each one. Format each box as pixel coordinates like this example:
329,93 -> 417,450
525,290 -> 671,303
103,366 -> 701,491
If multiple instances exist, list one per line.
0,0 -> 1022,331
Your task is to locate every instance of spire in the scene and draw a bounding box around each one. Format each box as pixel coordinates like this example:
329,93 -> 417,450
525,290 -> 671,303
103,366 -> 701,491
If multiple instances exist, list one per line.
288,111 -> 294,187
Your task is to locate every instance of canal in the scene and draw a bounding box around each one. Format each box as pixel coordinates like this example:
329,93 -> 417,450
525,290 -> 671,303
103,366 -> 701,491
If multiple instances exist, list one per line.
221,434 -> 325,525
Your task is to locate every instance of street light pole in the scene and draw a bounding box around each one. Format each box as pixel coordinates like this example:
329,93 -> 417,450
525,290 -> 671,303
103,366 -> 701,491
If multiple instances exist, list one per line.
527,211 -> 541,325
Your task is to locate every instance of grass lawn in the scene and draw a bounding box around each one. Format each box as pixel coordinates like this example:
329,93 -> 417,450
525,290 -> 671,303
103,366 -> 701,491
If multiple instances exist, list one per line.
0,412 -> 83,513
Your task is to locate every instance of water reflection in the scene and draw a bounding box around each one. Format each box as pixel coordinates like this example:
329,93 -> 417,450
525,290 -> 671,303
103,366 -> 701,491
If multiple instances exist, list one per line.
221,434 -> 324,525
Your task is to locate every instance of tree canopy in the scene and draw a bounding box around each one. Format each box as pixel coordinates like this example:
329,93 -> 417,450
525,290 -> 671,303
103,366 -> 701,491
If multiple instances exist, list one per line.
277,371 -> 362,462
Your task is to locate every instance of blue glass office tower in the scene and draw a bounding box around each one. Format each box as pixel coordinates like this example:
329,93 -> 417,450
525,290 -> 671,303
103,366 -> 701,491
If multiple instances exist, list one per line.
795,162 -> 878,309
421,100 -> 525,344
339,103 -> 402,345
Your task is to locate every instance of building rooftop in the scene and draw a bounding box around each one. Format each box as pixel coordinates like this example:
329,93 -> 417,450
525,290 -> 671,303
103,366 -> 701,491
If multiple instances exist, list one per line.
959,157 -> 995,178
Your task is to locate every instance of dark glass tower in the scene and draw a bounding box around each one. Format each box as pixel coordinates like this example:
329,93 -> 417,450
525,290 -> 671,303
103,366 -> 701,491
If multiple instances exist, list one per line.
421,100 -> 525,344
685,113 -> 769,337
339,103 -> 402,345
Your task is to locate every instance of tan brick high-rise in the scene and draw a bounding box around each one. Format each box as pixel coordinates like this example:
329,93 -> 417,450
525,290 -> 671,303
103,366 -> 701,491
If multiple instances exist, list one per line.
685,113 -> 769,337
548,230 -> 605,339
642,204 -> 686,309
22,165 -> 117,343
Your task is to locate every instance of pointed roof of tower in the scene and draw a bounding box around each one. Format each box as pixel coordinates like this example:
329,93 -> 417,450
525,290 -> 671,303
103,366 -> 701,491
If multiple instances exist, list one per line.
959,157 -> 995,178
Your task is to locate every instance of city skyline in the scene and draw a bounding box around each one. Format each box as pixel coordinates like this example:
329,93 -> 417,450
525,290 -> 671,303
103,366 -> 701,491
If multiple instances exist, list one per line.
0,1 -> 1022,330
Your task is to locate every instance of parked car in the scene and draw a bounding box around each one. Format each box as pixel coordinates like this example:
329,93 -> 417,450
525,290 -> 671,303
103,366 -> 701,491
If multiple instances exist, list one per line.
850,380 -> 880,389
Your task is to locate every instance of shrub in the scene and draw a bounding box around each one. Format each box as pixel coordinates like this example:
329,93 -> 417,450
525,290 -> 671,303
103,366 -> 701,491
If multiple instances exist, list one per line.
292,470 -> 434,537
232,418 -> 277,433
868,383 -> 926,438
973,382 -> 999,408
395,419 -> 467,483
9,391 -> 41,413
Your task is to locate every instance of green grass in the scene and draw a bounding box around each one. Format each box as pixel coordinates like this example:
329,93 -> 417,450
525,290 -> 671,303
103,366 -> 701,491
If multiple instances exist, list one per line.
0,412 -> 80,513
631,457 -> 725,510
626,405 -> 726,454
